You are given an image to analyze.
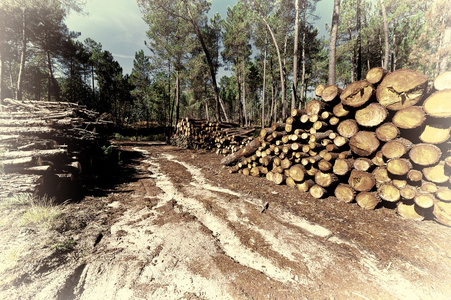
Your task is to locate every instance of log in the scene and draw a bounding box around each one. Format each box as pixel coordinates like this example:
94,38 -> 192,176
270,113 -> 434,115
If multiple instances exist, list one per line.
349,131 -> 380,157
414,192 -> 435,209
356,192 -> 380,210
272,172 -> 286,185
373,166 -> 391,184
366,67 -> 388,85
297,179 -> 315,192
321,85 -> 342,102
0,148 -> 67,160
314,171 -> 338,188
271,123 -> 286,131
318,159 -> 333,172
436,187 -> 451,202
419,123 -> 451,144
332,102 -> 350,118
423,161 -> 449,184
378,183 -> 401,202
291,108 -> 306,117
407,169 -> 423,182
353,157 -> 373,172
433,201 -> 451,226
355,103 -> 388,127
371,150 -> 385,166
433,71 -> 451,91
376,69 -> 428,111
337,119 -> 359,138
421,181 -> 438,193
348,170 -> 376,192
392,106 -> 426,129
333,158 -> 354,176
423,90 -> 451,118
289,164 -> 306,182
387,158 -> 412,176
375,122 -> 400,142
400,185 -> 417,200
409,143 -> 442,166
250,167 -> 260,177
305,99 -> 325,116
397,201 -> 425,221
381,138 -> 413,159
340,80 -> 374,108
392,179 -> 407,189
310,184 -> 327,199
221,137 -> 262,166
334,183 -> 355,203
315,84 -> 327,97
260,128 -> 274,139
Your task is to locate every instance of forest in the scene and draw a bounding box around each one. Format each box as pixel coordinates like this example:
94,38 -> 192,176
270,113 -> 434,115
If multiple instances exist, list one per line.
0,0 -> 449,129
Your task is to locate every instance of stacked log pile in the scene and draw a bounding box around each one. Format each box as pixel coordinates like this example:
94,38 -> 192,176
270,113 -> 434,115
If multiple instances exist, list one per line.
0,98 -> 112,199
170,117 -> 255,154
222,69 -> 451,226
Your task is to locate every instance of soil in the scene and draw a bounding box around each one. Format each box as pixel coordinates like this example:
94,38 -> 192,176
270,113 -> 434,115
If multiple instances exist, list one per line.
1,140 -> 450,300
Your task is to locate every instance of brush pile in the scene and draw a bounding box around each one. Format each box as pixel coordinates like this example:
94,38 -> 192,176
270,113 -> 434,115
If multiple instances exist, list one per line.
170,118 -> 255,154
0,98 -> 112,199
222,68 -> 451,226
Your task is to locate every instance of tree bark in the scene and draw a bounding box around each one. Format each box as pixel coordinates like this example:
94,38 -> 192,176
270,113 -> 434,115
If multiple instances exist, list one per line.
183,1 -> 221,121
17,7 -> 27,100
292,0 -> 300,110
380,0 -> 389,70
328,0 -> 341,85
253,7 -> 286,120
356,0 -> 362,80
262,34 -> 267,128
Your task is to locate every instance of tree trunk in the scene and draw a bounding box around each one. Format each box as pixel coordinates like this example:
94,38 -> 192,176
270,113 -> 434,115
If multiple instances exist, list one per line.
299,3 -> 306,109
183,1 -> 221,121
262,35 -> 267,128
242,61 -> 248,126
17,7 -> 27,100
47,51 -> 53,102
439,27 -> 451,74
175,70 -> 180,123
380,0 -> 389,70
0,8 -> 4,101
356,0 -> 362,80
292,0 -> 300,110
328,0 -> 341,85
257,12 -> 287,120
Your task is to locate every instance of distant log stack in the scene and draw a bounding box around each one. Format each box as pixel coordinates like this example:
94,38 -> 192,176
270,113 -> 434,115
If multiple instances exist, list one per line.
221,68 -> 451,226
170,117 -> 255,154
0,98 -> 112,199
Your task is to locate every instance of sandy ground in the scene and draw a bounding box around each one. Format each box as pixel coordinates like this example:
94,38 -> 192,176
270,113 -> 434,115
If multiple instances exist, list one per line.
1,141 -> 450,299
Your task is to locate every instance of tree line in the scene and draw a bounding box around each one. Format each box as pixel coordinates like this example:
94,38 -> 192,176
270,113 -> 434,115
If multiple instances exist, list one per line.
1,0 -> 450,128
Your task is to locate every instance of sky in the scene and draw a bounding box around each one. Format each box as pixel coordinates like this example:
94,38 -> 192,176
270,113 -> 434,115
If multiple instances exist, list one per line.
65,0 -> 333,76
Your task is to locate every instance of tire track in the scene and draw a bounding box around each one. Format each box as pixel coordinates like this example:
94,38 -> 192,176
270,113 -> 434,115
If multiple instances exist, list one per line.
139,147 -> 447,300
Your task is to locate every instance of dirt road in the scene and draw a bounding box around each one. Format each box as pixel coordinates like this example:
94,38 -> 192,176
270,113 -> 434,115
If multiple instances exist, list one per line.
1,141 -> 451,299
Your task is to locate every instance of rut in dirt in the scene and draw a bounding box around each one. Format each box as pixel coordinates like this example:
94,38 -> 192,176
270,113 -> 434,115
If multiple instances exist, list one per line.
27,144 -> 449,300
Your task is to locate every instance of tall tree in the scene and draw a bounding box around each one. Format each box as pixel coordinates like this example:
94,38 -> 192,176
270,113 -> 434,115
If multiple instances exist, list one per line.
356,0 -> 362,79
222,2 -> 252,125
328,0 -> 341,85
247,0 -> 288,120
380,0 -> 389,69
130,50 -> 152,126
138,0 -> 225,122
292,0 -> 300,110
